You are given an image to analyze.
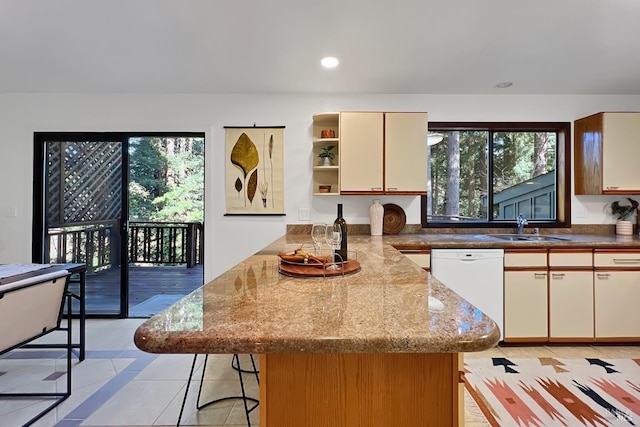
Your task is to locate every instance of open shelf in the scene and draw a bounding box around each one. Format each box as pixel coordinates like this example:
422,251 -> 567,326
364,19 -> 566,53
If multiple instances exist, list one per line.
313,137 -> 339,144
312,112 -> 340,196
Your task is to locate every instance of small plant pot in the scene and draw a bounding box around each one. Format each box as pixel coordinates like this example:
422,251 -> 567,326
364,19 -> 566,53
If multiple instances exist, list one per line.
616,220 -> 633,235
320,157 -> 332,166
318,185 -> 332,193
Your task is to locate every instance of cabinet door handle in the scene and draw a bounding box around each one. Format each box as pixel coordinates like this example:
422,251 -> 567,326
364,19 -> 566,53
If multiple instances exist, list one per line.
596,273 -> 611,279
606,186 -> 619,190
613,258 -> 640,264
551,273 -> 565,278
386,187 -> 398,191
371,187 -> 382,191
534,273 -> 547,279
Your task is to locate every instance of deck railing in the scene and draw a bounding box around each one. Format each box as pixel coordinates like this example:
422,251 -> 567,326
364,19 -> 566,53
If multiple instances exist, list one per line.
129,222 -> 203,268
47,221 -> 203,272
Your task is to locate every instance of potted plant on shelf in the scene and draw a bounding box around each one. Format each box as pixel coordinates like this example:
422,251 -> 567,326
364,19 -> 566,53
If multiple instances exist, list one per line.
609,197 -> 639,235
318,145 -> 335,166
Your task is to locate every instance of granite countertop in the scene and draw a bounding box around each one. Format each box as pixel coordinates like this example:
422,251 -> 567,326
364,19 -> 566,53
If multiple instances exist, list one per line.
386,232 -> 640,249
134,234 -> 500,355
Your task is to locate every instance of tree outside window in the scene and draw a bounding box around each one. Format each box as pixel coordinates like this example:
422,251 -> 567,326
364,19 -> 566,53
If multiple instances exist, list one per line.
424,122 -> 570,228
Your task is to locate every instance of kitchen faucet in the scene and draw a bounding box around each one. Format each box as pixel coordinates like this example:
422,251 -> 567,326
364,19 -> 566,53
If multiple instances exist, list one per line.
516,213 -> 528,234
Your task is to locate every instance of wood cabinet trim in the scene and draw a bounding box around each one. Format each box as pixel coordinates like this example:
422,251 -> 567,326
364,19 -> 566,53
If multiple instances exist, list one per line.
595,337 -> 640,343
395,247 -> 431,253
548,337 -> 596,343
574,112 -> 640,194
503,337 -> 549,343
548,248 -> 593,254
504,248 -> 548,254
595,266 -> 640,272
594,248 -> 640,254
504,266 -> 548,271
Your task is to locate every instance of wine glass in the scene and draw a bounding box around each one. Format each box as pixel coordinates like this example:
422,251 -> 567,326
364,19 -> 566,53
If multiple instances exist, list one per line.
311,223 -> 327,255
325,223 -> 342,270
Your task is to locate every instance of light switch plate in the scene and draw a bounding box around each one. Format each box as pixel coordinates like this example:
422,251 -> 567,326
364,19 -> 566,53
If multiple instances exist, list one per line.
298,208 -> 310,221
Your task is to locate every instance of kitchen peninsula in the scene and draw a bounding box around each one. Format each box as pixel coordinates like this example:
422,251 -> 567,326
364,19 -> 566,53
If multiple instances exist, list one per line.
134,234 -> 500,427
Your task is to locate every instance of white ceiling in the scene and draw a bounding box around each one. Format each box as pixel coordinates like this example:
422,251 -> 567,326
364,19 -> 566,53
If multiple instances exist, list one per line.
2,0 -> 639,95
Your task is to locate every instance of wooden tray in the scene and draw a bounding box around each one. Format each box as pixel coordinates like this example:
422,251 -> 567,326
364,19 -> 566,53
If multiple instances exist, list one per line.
278,259 -> 361,278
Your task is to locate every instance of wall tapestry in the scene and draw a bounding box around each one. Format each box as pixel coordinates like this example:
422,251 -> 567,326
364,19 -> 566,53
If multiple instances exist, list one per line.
224,126 -> 285,215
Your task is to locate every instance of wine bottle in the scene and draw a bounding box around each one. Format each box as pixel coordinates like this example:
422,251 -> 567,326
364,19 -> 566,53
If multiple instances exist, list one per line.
334,203 -> 348,262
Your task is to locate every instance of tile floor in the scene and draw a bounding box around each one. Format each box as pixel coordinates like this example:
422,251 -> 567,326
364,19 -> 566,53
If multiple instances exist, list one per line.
1,319 -> 639,427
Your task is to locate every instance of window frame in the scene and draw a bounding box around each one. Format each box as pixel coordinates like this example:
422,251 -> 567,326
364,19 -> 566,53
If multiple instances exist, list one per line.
421,121 -> 571,229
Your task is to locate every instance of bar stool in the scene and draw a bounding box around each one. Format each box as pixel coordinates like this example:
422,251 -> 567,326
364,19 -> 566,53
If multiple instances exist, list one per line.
176,353 -> 259,427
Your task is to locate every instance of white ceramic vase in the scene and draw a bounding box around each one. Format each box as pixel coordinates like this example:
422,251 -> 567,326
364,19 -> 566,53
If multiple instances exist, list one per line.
369,199 -> 384,236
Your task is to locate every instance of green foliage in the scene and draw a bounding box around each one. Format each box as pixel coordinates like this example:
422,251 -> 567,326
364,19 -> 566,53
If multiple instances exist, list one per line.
318,145 -> 335,159
610,198 -> 639,220
129,137 -> 204,222
429,130 -> 556,220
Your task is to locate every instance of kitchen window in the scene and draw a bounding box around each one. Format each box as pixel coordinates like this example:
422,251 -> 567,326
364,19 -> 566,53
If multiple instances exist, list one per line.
422,122 -> 571,228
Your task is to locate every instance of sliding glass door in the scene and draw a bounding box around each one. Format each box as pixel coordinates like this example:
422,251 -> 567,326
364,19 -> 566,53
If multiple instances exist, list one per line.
33,133 -> 127,315
33,132 -> 205,318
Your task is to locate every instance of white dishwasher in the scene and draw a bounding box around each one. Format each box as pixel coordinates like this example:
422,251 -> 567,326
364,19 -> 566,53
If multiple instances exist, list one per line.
430,249 -> 504,340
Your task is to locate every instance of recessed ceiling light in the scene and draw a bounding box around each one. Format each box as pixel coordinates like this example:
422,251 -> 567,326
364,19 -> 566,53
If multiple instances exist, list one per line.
321,57 -> 339,68
496,81 -> 513,88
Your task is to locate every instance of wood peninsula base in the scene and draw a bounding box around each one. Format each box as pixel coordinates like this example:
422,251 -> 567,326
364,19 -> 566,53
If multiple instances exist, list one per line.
260,352 -> 462,427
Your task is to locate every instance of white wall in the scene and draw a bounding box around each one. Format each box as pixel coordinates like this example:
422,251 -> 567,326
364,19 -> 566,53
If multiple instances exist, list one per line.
1,93 -> 640,281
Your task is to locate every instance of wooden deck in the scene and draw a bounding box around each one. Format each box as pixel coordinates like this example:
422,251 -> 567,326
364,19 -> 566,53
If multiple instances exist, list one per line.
71,265 -> 204,317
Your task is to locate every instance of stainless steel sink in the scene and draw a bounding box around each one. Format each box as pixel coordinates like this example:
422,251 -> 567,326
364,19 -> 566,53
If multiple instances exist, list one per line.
488,234 -> 568,242
489,234 -> 530,241
522,235 -> 569,241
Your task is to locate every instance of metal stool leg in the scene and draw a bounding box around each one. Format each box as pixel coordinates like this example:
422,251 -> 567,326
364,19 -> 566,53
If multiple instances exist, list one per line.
233,353 -> 259,426
192,354 -> 259,426
176,354 -> 200,427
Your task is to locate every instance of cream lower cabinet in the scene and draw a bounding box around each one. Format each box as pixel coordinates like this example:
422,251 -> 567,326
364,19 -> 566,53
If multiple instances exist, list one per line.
594,271 -> 640,340
548,250 -> 594,342
503,250 -> 548,343
398,249 -> 430,271
504,271 -> 548,341
549,271 -> 594,341
594,250 -> 640,341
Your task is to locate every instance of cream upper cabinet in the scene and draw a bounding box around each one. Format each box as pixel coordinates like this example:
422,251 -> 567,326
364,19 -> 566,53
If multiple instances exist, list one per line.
339,112 -> 384,193
574,112 -> 640,194
339,111 -> 427,195
385,112 -> 428,193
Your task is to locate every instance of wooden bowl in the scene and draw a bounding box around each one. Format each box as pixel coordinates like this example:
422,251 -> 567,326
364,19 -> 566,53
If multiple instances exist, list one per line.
383,203 -> 406,234
318,185 -> 332,193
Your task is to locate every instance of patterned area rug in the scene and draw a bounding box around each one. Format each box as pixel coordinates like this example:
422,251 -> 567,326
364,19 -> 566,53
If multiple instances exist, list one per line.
464,357 -> 640,426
